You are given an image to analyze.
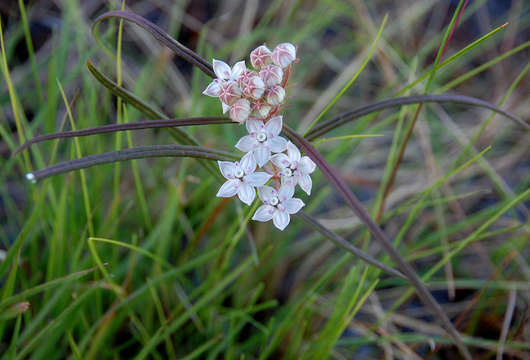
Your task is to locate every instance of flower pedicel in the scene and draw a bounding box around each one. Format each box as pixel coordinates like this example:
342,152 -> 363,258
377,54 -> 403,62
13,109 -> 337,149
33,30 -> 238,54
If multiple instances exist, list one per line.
203,43 -> 316,231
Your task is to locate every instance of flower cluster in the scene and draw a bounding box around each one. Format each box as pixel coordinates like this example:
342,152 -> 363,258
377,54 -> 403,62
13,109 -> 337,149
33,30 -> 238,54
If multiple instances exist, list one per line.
204,43 -> 316,231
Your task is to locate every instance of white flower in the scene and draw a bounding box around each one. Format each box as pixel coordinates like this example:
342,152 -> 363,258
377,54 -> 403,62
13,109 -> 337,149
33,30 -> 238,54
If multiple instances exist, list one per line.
203,59 -> 246,112
216,152 -> 272,205
250,45 -> 272,69
271,141 -> 316,195
235,116 -> 288,167
230,98 -> 251,124
271,43 -> 296,68
213,59 -> 246,82
202,78 -> 221,97
252,185 -> 305,230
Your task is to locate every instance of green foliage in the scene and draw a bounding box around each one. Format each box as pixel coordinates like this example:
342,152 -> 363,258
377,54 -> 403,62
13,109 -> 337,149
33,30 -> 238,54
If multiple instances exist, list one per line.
1,1 -> 528,358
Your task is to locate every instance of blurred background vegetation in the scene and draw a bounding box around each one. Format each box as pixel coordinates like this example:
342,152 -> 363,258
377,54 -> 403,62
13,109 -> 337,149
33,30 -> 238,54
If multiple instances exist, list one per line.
0,0 -> 529,358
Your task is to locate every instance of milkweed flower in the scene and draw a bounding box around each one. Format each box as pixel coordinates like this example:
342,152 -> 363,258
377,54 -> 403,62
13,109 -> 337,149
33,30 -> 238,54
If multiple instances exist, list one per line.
271,141 -> 316,195
265,85 -> 285,106
271,43 -> 296,68
216,152 -> 272,205
213,59 -> 246,82
250,45 -> 272,69
259,64 -> 283,87
205,42 -> 315,231
230,98 -> 251,124
235,116 -> 288,167
252,185 -> 305,230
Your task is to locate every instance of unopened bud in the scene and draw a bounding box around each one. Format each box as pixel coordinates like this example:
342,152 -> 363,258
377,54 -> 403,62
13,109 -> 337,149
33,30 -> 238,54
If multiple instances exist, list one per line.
218,80 -> 241,106
265,85 -> 285,105
259,65 -> 283,87
230,98 -> 251,124
241,75 -> 265,100
250,45 -> 272,69
271,43 -> 296,68
251,100 -> 272,118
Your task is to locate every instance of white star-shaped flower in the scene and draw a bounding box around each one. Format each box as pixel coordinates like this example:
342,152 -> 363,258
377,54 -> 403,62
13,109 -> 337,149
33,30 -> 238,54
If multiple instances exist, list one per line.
252,185 -> 305,230
235,116 -> 288,167
271,141 -> 316,195
203,59 -> 247,112
216,152 -> 272,205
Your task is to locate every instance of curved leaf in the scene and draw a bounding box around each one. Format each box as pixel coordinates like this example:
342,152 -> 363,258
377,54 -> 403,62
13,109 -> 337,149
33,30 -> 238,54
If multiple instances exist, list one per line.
297,212 -> 407,280
282,124 -> 469,355
13,117 -> 231,156
305,93 -> 528,141
92,10 -> 215,78
26,145 -> 236,182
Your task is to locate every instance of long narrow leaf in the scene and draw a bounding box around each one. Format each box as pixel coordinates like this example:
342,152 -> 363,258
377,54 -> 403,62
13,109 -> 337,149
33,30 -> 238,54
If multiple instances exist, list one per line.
297,212 -> 407,280
13,117 -> 231,156
86,60 -> 221,177
305,93 -> 528,141
282,124 -> 470,359
26,145 -> 236,182
92,10 -> 215,77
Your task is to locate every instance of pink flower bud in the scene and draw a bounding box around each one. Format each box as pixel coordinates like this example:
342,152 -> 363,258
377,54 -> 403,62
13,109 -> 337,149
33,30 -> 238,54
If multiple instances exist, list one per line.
218,80 -> 241,106
251,100 -> 272,118
259,65 -> 283,87
265,85 -> 285,105
237,69 -> 254,85
240,75 -> 265,100
271,43 -> 296,68
250,45 -> 272,69
230,98 -> 251,124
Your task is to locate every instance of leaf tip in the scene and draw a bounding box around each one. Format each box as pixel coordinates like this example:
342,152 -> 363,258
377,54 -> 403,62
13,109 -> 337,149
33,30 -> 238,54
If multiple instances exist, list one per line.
26,172 -> 36,184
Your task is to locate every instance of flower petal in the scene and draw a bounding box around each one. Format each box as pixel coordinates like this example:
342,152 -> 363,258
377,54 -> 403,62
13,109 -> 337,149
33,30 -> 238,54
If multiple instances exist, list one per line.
235,135 -> 256,152
202,79 -> 220,97
216,179 -> 239,198
237,183 -> 255,205
258,185 -> 277,203
265,115 -> 283,136
278,184 -> 294,202
252,205 -> 275,222
281,175 -> 296,189
240,152 -> 256,174
231,60 -> 246,80
221,101 -> 231,114
218,161 -> 236,179
286,141 -> 301,163
272,210 -> 290,230
246,118 -> 263,134
244,172 -> 272,187
267,136 -> 287,153
284,198 -> 304,214
254,146 -> 270,167
270,153 -> 290,169
213,59 -> 232,80
298,173 -> 313,195
300,156 -> 316,174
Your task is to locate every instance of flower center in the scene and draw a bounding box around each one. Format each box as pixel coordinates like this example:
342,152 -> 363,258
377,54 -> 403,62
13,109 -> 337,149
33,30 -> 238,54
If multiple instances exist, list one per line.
235,169 -> 245,178
269,196 -> 279,206
256,132 -> 267,142
290,161 -> 298,170
283,168 -> 292,177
